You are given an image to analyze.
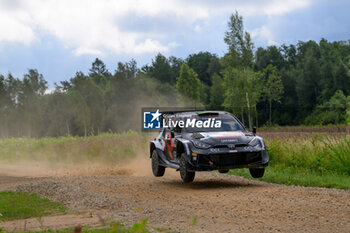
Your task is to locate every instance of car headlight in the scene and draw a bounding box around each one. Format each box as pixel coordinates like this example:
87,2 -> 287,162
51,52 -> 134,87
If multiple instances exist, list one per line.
248,138 -> 261,148
192,140 -> 211,149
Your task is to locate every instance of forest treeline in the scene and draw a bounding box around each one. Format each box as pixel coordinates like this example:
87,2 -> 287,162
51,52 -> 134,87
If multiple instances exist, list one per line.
1,12 -> 350,137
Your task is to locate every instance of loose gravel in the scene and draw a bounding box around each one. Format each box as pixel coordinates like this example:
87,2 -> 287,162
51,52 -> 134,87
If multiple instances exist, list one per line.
11,172 -> 350,233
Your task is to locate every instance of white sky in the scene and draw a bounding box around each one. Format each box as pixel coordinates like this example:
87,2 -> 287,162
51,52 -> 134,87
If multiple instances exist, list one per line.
0,0 -> 349,85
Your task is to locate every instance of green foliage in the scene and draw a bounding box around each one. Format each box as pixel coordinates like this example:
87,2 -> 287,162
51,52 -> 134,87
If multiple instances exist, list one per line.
176,63 -> 201,105
147,53 -> 175,84
114,59 -> 138,79
186,52 -> 220,86
230,134 -> 350,189
0,191 -> 66,221
255,46 -> 284,70
262,65 -> 284,125
0,58 -> 182,137
305,90 -> 348,125
222,68 -> 245,115
224,11 -> 254,68
209,74 -> 224,110
222,67 -> 262,127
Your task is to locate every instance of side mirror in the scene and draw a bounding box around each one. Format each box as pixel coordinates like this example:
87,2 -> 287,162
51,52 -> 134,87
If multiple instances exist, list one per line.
252,126 -> 256,135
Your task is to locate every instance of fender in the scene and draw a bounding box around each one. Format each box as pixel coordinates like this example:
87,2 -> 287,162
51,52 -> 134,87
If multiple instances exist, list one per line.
149,136 -> 164,158
175,138 -> 191,161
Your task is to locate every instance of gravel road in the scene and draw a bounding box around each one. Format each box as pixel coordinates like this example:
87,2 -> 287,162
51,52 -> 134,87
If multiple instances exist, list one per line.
0,164 -> 349,233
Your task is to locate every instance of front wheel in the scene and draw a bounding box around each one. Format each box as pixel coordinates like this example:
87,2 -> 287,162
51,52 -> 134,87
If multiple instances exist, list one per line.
249,168 -> 265,178
152,150 -> 165,177
179,154 -> 195,183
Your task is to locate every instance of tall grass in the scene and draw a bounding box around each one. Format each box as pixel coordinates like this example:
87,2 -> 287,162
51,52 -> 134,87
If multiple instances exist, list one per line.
231,132 -> 350,189
0,131 -> 149,166
267,134 -> 350,176
0,130 -> 349,189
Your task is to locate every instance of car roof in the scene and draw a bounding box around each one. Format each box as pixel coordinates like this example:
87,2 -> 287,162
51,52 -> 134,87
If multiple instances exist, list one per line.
164,110 -> 232,117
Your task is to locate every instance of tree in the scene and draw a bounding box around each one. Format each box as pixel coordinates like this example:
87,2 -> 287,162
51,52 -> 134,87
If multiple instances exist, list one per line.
305,90 -> 348,125
89,58 -> 111,85
224,11 -> 254,68
0,75 -> 8,137
43,91 -> 73,136
18,69 -> 47,137
245,70 -> 264,127
223,11 -> 255,129
209,74 -> 224,110
148,53 -> 174,83
89,58 -> 110,77
186,52 -> 219,86
176,63 -> 201,106
70,71 -> 105,135
295,47 -> 320,111
70,90 -> 90,137
169,56 -> 183,80
262,65 -> 284,125
207,56 -> 222,78
3,73 -> 21,137
114,59 -> 139,79
222,68 -> 246,123
255,46 -> 285,71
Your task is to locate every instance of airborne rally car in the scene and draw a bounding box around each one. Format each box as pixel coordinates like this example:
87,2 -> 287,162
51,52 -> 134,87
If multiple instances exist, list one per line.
149,111 -> 269,182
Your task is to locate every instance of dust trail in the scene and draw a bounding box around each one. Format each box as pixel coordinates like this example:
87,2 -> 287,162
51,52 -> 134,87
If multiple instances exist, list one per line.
0,150 -> 179,179
0,132 -> 181,178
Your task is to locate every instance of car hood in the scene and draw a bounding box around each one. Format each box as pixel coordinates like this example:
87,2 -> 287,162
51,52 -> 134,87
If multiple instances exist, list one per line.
184,131 -> 254,145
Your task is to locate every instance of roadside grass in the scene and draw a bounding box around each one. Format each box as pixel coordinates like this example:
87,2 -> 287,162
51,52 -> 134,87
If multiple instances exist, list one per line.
229,167 -> 350,189
0,219 -> 178,233
0,129 -> 349,189
258,124 -> 350,133
230,133 -> 350,189
9,220 -> 149,233
0,131 -> 149,166
0,191 -> 66,221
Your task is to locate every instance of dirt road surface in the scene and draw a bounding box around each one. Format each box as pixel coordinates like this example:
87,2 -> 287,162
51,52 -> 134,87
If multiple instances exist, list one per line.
0,162 -> 349,233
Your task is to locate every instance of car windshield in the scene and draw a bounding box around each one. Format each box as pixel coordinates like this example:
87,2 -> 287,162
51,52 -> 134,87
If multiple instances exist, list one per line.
182,115 -> 244,133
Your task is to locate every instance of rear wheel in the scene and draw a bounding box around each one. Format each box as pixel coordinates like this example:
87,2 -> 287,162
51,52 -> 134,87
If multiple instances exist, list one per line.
179,154 -> 195,183
219,169 -> 229,174
249,168 -> 265,178
152,150 -> 165,177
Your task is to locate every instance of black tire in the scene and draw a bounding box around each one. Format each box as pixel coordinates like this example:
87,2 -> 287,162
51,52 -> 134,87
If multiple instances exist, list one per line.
179,154 -> 195,183
151,150 -> 165,177
219,169 -> 229,174
249,168 -> 265,178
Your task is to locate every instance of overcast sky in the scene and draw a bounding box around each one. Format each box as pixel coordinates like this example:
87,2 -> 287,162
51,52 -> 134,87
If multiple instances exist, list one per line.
0,0 -> 349,86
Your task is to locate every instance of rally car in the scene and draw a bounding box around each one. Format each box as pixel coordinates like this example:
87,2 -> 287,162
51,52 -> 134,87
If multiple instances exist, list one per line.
149,111 -> 269,183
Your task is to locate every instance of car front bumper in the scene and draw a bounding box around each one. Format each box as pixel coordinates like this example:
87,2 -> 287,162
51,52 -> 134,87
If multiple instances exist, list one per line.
187,148 -> 269,171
